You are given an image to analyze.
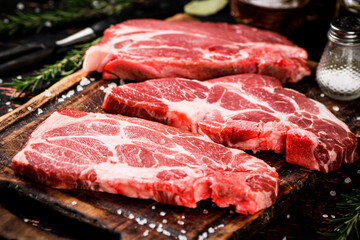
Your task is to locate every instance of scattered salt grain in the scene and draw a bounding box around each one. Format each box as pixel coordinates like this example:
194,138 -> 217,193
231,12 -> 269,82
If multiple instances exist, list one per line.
17,75 -> 22,79
143,230 -> 149,237
282,237 -> 287,240
181,229 -> 186,234
90,77 -> 96,81
80,77 -> 91,86
8,108 -> 13,112
162,229 -> 171,236
128,213 -> 134,219
119,79 -> 125,85
160,211 -> 166,216
24,218 -> 29,223
156,224 -> 163,233
71,201 -> 77,206
162,219 -> 168,224
77,85 -> 84,92
344,177 -> 352,183
37,108 -> 43,115
17,2 -> 25,10
0,78 -> 3,84
5,101 -> 10,106
116,209 -> 122,215
198,232 -> 208,240
135,217 -> 147,225
332,106 -> 340,112
149,223 -> 156,229
320,93 -> 325,97
178,235 -> 187,240
356,116 -> 360,121
102,82 -> 118,93
286,214 -> 290,219
330,190 -> 336,197
322,214 -> 328,218
177,220 -> 185,225
181,215 -> 185,219
357,170 -> 360,174
203,209 -> 208,214
208,227 -> 215,234
3,18 -> 9,24
217,224 -> 224,228
100,86 -> 105,90
27,106 -> 32,111
331,215 -> 336,219
35,7 -> 41,13
151,205 -> 156,210
67,90 -> 75,98
92,0 -> 100,7
44,90 -> 52,97
58,98 -> 65,103
45,21 -> 52,27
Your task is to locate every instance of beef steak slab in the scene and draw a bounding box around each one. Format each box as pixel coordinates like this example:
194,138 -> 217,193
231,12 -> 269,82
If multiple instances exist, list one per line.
102,74 -> 358,173
12,109 -> 279,215
83,19 -> 310,83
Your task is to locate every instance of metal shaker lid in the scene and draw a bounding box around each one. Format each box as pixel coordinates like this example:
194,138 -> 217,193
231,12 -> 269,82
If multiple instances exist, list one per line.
328,16 -> 360,44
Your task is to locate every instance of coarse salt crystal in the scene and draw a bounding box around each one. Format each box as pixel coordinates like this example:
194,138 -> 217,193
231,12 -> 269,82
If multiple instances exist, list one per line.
344,177 -> 352,183
135,217 -> 147,225
178,235 -> 187,240
67,90 -> 75,98
330,190 -> 336,196
162,230 -> 171,236
320,93 -> 325,97
24,218 -> 29,223
128,213 -> 134,219
160,211 -> 166,216
181,229 -> 186,234
177,220 -> 185,225
356,116 -> 360,121
143,230 -> 149,236
44,90 -> 52,97
80,77 -> 91,86
156,224 -> 163,232
27,106 -> 32,111
282,237 -> 287,240
218,224 -> 224,228
331,215 -> 336,219
181,215 -> 185,219
203,209 -> 208,214
100,86 -> 105,90
322,214 -> 328,218
0,78 -> 3,84
162,219 -> 168,224
37,108 -> 43,115
58,98 -> 64,103
149,223 -> 156,229
286,214 -> 290,219
6,101 -> 10,105
332,106 -> 340,112
8,108 -> 13,112
77,85 -> 84,92
151,205 -> 156,210
71,201 -> 77,205
3,19 -> 9,24
208,227 -> 215,234
116,209 -> 122,215
357,169 -> 360,174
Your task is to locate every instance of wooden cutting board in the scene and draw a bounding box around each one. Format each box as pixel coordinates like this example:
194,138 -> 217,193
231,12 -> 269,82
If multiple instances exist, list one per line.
0,65 -> 358,239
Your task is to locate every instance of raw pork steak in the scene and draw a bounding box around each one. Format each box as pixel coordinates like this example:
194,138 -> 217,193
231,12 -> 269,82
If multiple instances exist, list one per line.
12,109 -> 279,215
83,19 -> 310,83
102,74 -> 358,173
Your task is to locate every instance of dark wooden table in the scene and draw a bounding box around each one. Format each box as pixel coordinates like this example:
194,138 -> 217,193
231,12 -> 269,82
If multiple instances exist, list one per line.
0,0 -> 359,239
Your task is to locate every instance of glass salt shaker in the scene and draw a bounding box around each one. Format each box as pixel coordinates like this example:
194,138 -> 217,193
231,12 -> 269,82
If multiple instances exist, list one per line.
316,16 -> 360,101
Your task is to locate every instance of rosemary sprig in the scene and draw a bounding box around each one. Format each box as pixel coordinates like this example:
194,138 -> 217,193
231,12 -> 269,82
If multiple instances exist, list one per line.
0,0 -> 135,35
5,37 -> 101,96
320,191 -> 360,240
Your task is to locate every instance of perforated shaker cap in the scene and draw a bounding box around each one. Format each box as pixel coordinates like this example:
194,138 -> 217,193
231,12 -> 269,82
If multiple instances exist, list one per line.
328,16 -> 360,44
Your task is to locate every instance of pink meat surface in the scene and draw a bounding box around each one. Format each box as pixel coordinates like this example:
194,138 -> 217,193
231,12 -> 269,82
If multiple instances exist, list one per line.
102,74 -> 358,173
12,109 -> 279,215
83,19 -> 310,83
